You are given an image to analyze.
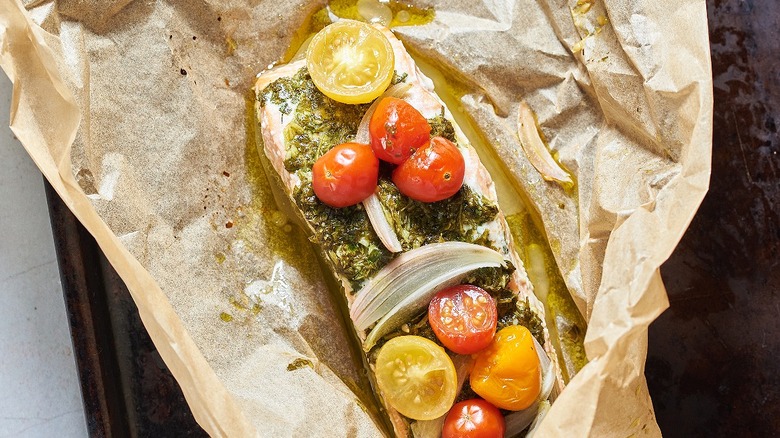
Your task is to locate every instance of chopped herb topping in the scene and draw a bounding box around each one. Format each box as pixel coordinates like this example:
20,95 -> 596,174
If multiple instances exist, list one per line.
260,68 -> 369,173
375,179 -> 499,251
391,71 -> 408,85
497,295 -> 546,346
428,112 -> 457,143
293,174 -> 392,290
463,263 -> 516,295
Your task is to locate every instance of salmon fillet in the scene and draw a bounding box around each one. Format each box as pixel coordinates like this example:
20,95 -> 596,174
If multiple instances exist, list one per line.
255,25 -> 560,438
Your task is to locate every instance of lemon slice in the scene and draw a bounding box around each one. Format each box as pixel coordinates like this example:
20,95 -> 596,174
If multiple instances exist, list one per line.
375,336 -> 457,420
306,20 -> 395,104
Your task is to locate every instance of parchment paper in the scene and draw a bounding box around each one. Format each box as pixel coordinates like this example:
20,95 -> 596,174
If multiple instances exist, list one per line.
0,0 -> 712,436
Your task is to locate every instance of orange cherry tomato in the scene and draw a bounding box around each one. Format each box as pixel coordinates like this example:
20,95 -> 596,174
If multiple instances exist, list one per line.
442,399 -> 505,438
428,285 -> 497,355
391,136 -> 465,202
312,142 -> 378,207
369,97 -> 431,164
470,325 -> 541,411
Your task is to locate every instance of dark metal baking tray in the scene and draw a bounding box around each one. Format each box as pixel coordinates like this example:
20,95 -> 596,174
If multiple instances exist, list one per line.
46,182 -> 206,437
46,0 -> 778,436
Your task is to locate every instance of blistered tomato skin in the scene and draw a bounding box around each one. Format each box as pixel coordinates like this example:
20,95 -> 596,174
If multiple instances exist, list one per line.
392,136 -> 465,202
311,143 -> 379,208
428,285 -> 497,355
369,97 -> 431,164
470,325 -> 541,411
442,399 -> 505,438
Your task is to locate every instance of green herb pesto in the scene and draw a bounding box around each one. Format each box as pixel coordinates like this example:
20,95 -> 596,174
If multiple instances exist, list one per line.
462,263 -> 516,295
391,72 -> 408,85
259,68 -> 369,173
293,175 -> 392,289
376,179 -> 499,250
428,112 -> 457,143
497,296 -> 545,346
467,264 -> 545,346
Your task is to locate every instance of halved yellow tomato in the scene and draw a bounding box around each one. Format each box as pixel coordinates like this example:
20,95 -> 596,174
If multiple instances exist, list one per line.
306,20 -> 395,104
374,336 -> 458,420
470,325 -> 541,411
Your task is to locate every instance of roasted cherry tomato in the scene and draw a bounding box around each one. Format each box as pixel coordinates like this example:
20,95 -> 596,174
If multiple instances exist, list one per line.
470,325 -> 541,411
392,136 -> 465,202
306,20 -> 395,104
369,97 -> 431,164
442,399 -> 505,438
312,142 -> 378,208
428,285 -> 497,355
374,335 -> 458,421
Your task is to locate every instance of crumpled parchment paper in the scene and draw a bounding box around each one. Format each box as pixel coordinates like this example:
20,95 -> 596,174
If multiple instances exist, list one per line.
0,0 -> 712,436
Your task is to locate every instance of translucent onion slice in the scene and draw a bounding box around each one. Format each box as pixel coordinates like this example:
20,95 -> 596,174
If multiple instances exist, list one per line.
410,416 -> 446,438
517,101 -> 573,186
504,403 -> 539,437
354,243 -> 507,351
350,242 -> 506,329
526,400 -> 551,438
358,83 -> 412,253
534,335 -> 555,402
503,336 -> 555,436
363,191 -> 402,253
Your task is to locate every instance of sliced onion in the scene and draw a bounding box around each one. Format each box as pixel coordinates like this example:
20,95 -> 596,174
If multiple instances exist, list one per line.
350,242 -> 506,329
452,354 -> 474,392
517,101 -> 573,186
503,336 -> 555,436
526,400 -> 551,438
363,192 -> 402,253
504,403 -> 539,437
410,415 -> 446,438
534,335 -> 555,402
349,242 -> 507,350
355,83 -> 412,144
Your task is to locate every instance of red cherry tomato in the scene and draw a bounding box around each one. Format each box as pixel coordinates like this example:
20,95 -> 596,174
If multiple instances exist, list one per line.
369,97 -> 431,164
442,399 -> 505,438
392,136 -> 465,202
428,285 -> 497,355
312,142 -> 379,207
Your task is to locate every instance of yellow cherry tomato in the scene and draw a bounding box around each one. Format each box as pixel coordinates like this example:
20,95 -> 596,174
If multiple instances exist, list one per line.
306,20 -> 395,104
470,325 -> 541,411
375,336 -> 458,420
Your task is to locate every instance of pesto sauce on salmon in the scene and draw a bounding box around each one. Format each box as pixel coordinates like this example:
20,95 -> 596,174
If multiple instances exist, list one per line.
259,67 -> 504,288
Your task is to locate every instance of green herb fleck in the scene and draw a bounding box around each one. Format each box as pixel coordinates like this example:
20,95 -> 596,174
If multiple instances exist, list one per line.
219,312 -> 233,322
375,179 -> 499,251
293,174 -> 392,289
391,71 -> 408,85
260,68 -> 369,173
428,113 -> 457,143
497,296 -> 546,346
462,263 -> 516,295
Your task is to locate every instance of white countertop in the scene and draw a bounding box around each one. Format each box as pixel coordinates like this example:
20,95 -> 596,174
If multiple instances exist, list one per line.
0,74 -> 88,436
